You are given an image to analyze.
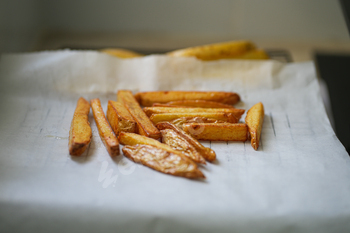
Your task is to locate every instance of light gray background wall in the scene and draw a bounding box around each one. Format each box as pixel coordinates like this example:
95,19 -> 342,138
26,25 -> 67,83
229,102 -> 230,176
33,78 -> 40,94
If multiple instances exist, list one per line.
0,0 -> 349,53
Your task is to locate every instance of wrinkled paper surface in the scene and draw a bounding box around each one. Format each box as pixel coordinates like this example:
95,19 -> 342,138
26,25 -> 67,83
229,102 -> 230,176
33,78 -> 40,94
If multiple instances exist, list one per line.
0,51 -> 349,233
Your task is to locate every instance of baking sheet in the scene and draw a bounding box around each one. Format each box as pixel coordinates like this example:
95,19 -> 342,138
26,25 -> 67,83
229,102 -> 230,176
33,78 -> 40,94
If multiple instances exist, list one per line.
0,51 -> 349,233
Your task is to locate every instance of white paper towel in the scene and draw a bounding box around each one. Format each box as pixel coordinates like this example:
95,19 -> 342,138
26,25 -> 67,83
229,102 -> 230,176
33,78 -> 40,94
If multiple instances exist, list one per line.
0,50 -> 349,233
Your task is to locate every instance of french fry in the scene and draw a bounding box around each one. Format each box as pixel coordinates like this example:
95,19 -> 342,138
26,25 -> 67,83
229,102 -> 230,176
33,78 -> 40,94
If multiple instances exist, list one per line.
100,48 -> 144,58
91,98 -> 120,157
245,102 -> 264,150
152,103 -> 191,108
156,122 -> 216,162
167,40 -> 256,61
118,90 -> 160,139
182,123 -> 248,141
123,145 -> 205,179
134,91 -> 240,106
150,112 -> 238,124
235,49 -> 269,60
107,100 -> 137,135
160,129 -> 206,164
169,117 -> 225,129
166,100 -> 235,108
144,107 -> 245,120
69,97 -> 92,156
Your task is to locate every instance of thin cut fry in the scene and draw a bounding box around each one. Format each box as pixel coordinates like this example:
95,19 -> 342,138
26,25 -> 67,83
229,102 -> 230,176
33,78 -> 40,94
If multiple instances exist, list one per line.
167,40 -> 256,61
69,97 -> 92,156
107,100 -> 137,135
170,117 -> 225,129
123,145 -> 205,179
150,112 -> 238,124
182,123 -> 248,141
166,100 -> 235,108
160,129 -> 206,164
91,98 -> 120,157
118,90 -> 160,139
245,102 -> 265,150
134,91 -> 240,107
156,122 -> 216,162
144,107 -> 245,120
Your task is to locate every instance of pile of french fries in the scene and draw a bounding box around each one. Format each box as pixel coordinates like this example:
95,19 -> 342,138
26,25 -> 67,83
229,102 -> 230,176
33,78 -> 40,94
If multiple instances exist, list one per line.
68,91 -> 264,179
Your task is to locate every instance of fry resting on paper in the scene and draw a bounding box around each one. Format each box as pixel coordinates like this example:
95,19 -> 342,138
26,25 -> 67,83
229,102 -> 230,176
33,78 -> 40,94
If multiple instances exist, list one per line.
91,98 -> 120,157
118,90 -> 160,139
107,100 -> 136,135
144,107 -> 245,120
169,117 -> 225,129
135,91 -> 240,107
160,129 -> 206,164
182,123 -> 248,141
245,102 -> 265,150
122,145 -> 205,179
69,97 -> 92,156
150,112 -> 238,124
165,100 -> 235,108
156,122 -> 216,162
100,48 -> 144,58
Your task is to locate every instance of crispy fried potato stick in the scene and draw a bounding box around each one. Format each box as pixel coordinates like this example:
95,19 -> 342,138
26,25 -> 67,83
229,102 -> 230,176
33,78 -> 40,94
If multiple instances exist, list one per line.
134,91 -> 240,106
123,145 -> 205,179
69,97 -> 92,156
144,107 -> 245,120
107,100 -> 136,135
169,117 -> 225,129
118,90 -> 160,139
235,49 -> 269,60
156,122 -> 216,162
91,98 -> 120,157
182,123 -> 248,141
152,103 -> 191,108
100,48 -> 144,58
150,112 -> 238,124
167,40 -> 256,61
245,102 -> 264,150
166,100 -> 235,108
160,129 -> 206,164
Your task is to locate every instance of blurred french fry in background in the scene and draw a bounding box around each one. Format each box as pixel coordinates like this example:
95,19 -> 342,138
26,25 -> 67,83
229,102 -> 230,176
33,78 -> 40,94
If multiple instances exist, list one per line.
101,48 -> 144,58
245,102 -> 265,150
135,91 -> 240,107
167,40 -> 257,61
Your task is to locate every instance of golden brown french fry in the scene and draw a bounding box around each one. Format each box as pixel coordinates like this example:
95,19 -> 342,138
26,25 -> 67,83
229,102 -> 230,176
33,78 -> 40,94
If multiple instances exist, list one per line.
134,91 -> 240,106
118,90 -> 160,139
182,123 -> 248,141
166,100 -> 235,108
150,112 -> 238,124
100,48 -> 144,58
91,98 -> 120,157
236,49 -> 269,60
160,129 -> 206,164
156,122 -> 216,162
69,97 -> 92,156
144,107 -> 245,120
170,117 -> 225,129
107,100 -> 137,135
167,40 -> 256,61
122,145 -> 205,179
245,102 -> 264,150
152,103 -> 191,108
